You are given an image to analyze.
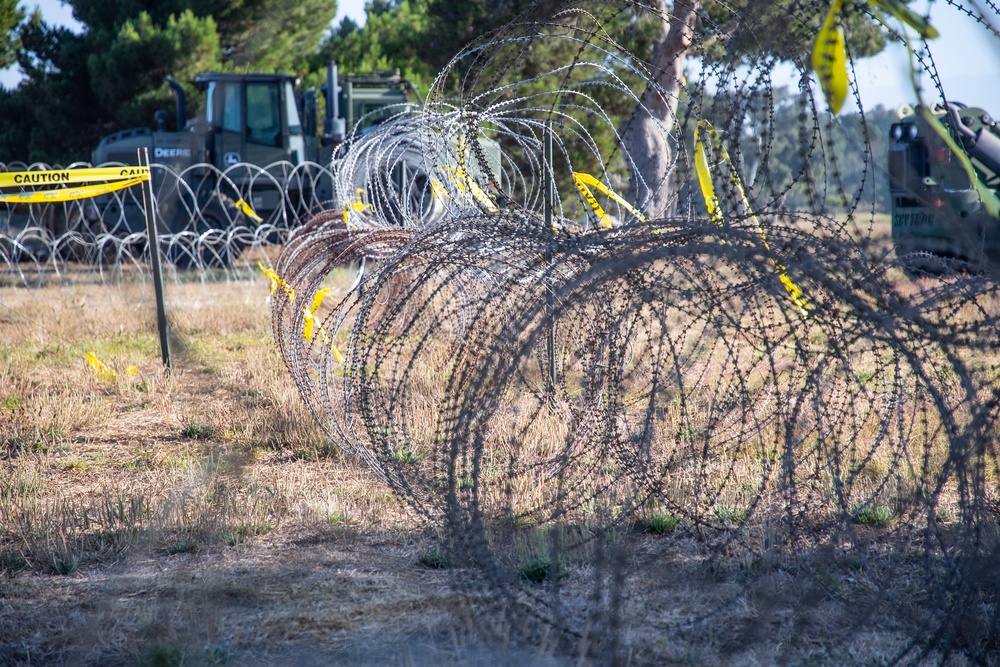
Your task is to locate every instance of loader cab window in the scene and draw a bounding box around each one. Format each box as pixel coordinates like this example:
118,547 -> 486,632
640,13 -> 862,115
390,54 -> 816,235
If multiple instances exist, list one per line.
205,81 -> 243,134
284,81 -> 302,135
247,82 -> 282,147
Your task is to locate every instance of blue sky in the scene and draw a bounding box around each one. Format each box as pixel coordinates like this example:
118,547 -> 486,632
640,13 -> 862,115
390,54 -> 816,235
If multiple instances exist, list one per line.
3,0 -> 1000,115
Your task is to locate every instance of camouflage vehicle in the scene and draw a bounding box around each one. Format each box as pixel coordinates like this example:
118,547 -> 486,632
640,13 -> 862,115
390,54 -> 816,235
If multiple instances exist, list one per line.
889,101 -> 1000,273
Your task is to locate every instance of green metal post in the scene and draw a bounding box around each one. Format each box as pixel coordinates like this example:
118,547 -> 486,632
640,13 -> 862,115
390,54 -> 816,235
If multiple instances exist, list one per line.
139,147 -> 172,373
544,122 -> 557,392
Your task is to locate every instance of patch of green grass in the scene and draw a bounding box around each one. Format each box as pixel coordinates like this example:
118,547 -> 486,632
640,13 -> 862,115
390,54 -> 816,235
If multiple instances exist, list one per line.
0,551 -> 27,573
166,538 -> 202,555
326,511 -> 348,524
852,504 -> 894,528
645,512 -> 678,535
393,449 -> 419,464
220,522 -> 271,547
417,549 -> 452,569
181,423 -> 215,440
50,553 -> 82,576
2,395 -> 22,410
713,506 -> 746,525
137,641 -> 186,667
518,558 -> 566,583
292,443 -> 340,461
60,460 -> 90,473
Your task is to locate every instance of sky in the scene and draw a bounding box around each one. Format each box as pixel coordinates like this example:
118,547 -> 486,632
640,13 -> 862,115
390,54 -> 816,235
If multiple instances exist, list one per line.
2,0 -> 1000,115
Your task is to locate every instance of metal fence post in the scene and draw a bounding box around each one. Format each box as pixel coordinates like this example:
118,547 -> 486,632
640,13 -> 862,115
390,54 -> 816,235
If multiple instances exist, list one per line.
544,122 -> 557,393
139,148 -> 172,373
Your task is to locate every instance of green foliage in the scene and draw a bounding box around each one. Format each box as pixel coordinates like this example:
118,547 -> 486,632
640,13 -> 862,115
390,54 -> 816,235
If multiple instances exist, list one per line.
0,0 -> 24,68
645,512 -> 678,535
2,0 -> 334,163
87,10 -> 221,130
852,504 -> 894,527
417,548 -> 452,569
518,557 -> 569,583
181,423 -> 215,440
701,0 -> 886,64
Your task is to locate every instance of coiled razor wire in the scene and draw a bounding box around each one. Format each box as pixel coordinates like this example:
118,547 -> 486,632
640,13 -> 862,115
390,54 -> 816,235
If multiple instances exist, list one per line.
269,0 -> 1000,662
0,159 -> 335,285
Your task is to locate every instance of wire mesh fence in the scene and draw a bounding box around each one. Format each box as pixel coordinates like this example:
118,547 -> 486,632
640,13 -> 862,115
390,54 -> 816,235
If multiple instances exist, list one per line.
0,159 -> 335,286
4,0 -> 1000,661
266,0 -> 1000,662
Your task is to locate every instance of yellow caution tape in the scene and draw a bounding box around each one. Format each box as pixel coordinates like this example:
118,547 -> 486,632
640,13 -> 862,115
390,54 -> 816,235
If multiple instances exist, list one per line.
0,166 -> 149,188
86,352 -> 116,382
812,0 -> 848,115
573,172 -> 646,229
234,198 -> 263,223
468,179 -> 498,212
694,120 -> 811,316
258,261 -> 295,302
0,177 -> 147,204
574,174 -> 609,229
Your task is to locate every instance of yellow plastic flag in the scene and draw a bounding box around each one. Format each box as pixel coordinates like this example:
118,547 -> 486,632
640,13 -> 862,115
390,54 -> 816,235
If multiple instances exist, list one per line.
234,198 -> 263,223
694,120 -> 811,316
871,0 -> 938,39
812,0 -> 848,115
86,352 -> 116,382
302,288 -> 330,340
694,124 -> 723,228
258,262 -> 295,302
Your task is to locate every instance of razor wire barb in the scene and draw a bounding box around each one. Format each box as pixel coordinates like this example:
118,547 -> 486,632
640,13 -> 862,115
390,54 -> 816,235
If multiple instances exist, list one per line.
267,0 -> 1000,661
5,0 -> 1000,661
0,159 -> 336,285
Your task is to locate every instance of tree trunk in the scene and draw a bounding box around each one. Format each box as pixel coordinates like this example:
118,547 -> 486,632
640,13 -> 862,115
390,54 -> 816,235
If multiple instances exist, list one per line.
620,0 -> 699,220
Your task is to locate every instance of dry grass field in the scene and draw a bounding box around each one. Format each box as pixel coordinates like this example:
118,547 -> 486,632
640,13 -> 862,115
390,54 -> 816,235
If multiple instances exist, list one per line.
0,238 -> 994,665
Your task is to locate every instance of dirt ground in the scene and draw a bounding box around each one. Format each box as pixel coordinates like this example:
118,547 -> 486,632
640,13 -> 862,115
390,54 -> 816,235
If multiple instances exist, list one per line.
0,273 -> 988,666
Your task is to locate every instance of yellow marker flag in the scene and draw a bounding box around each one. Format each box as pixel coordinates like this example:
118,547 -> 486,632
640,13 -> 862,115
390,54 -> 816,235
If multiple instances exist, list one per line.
331,343 -> 345,364
258,261 -> 295,302
302,288 -> 330,340
871,0 -> 938,39
812,0 -> 848,115
694,119 -> 812,316
573,173 -> 646,229
86,352 -> 116,382
0,177 -> 147,204
694,122 -> 723,228
234,198 -> 263,223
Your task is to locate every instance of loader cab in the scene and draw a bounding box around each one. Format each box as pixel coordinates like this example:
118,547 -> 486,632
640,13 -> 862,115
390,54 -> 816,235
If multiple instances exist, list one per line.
336,72 -> 414,135
197,73 -> 307,168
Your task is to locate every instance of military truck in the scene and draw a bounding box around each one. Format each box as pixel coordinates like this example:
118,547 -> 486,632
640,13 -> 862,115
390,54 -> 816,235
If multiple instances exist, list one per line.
889,101 -> 1000,274
50,63 -> 416,266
